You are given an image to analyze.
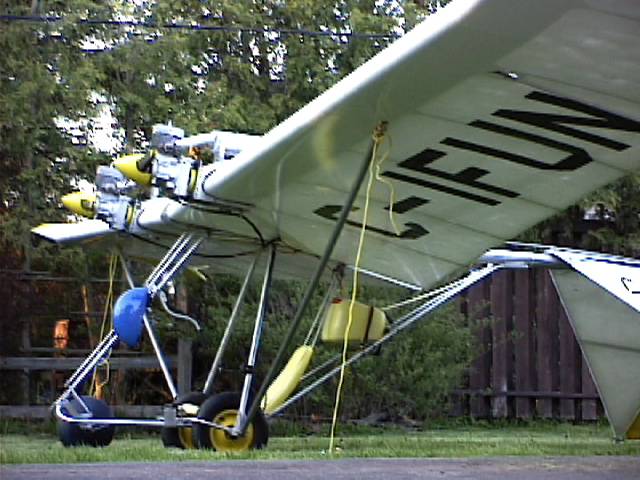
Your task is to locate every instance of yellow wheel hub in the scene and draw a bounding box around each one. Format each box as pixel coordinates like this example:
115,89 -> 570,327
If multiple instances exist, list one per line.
177,427 -> 195,449
210,409 -> 255,452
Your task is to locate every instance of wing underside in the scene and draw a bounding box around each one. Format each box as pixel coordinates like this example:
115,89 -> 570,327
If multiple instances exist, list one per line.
191,0 -> 640,289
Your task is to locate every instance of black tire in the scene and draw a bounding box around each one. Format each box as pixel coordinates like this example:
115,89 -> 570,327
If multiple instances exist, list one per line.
161,392 -> 208,449
57,396 -> 115,447
194,392 -> 269,452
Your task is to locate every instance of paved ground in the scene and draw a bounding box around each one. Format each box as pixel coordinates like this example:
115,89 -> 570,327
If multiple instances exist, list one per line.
2,456 -> 639,480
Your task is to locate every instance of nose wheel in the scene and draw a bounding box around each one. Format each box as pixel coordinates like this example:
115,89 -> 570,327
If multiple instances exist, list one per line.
57,396 -> 115,447
194,392 -> 268,452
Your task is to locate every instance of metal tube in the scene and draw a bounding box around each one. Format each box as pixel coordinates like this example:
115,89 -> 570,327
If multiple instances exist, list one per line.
55,403 -> 166,427
305,278 -> 337,346
268,264 -> 500,416
300,353 -> 340,383
118,253 -> 136,288
63,330 -> 118,388
143,314 -> 178,399
244,128 -> 382,426
151,237 -> 202,294
235,245 -> 276,434
145,233 -> 191,287
348,265 -> 422,291
203,253 -> 260,395
478,249 -> 564,268
59,333 -> 119,400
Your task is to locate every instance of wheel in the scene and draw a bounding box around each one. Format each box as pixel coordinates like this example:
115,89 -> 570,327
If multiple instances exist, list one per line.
57,396 -> 115,447
194,392 -> 269,452
161,392 -> 208,449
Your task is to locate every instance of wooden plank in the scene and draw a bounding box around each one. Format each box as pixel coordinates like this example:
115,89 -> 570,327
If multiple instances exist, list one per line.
0,405 -> 164,419
0,356 -> 177,371
178,339 -> 193,394
176,282 -> 193,394
490,270 -> 512,418
21,319 -> 31,405
581,355 -> 599,420
452,389 -> 599,399
536,270 -> 553,418
548,277 -> 561,418
468,279 -> 491,418
22,347 -> 143,355
557,295 -> 578,419
513,270 -> 535,419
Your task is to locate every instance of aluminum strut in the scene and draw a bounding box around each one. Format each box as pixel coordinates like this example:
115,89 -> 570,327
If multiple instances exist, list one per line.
244,125 -> 386,428
234,245 -> 276,435
118,233 -> 203,401
203,252 -> 260,395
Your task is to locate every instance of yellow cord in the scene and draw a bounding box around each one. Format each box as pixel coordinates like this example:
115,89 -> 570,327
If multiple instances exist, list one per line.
373,134 -> 401,236
91,254 -> 117,396
329,123 -> 387,453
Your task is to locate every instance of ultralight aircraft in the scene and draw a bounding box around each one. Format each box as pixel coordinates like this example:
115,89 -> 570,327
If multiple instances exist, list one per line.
32,0 -> 640,451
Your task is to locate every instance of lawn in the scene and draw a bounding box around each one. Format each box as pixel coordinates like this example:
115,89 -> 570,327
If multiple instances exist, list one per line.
1,421 -> 639,464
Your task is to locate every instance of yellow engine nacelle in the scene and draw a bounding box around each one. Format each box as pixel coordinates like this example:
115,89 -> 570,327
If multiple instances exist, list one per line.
113,153 -> 152,186
61,192 -> 97,218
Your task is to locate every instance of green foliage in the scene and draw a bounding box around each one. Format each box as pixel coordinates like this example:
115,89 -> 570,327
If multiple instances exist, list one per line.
182,272 -> 470,421
519,172 -> 640,257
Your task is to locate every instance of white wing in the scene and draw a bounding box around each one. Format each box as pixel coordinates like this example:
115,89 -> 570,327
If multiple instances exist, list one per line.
183,0 -> 640,288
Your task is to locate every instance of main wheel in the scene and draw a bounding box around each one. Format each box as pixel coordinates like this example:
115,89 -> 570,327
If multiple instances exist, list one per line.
161,392 -> 208,449
57,396 -> 115,447
194,392 -> 269,452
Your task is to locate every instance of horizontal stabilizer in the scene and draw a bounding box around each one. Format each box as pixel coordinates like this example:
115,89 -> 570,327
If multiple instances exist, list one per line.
31,220 -> 113,245
551,263 -> 640,440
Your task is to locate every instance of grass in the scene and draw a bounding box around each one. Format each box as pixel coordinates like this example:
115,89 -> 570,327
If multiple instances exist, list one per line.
1,420 -> 639,464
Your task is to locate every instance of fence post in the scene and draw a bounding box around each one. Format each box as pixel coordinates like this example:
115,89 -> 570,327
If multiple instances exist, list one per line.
491,270 -> 512,418
513,269 -> 535,419
468,279 -> 491,418
536,271 -> 554,418
558,299 -> 578,420
21,319 -> 31,405
176,282 -> 192,395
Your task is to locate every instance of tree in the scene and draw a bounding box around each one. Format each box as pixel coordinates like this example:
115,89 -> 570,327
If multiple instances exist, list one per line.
0,1 -> 116,270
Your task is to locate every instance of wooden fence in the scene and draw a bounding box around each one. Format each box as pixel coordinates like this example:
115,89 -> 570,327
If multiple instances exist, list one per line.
1,269 -> 604,421
452,268 -> 601,421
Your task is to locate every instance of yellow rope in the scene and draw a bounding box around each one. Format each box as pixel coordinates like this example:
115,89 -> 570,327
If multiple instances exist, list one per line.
373,134 -> 401,236
91,254 -> 117,396
329,123 -> 387,453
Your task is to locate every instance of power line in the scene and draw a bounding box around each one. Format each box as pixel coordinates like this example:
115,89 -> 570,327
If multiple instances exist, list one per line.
0,14 -> 402,40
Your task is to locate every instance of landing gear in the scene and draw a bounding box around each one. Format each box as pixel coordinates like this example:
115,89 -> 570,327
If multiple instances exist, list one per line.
57,396 -> 115,447
161,392 -> 208,449
194,392 -> 268,452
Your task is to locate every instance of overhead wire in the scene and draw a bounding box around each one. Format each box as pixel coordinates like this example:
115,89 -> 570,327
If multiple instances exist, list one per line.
0,14 -> 402,40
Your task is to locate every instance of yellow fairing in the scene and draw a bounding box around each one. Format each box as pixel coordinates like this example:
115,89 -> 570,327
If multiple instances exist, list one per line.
61,192 -> 96,218
627,412 -> 640,440
262,345 -> 313,415
113,153 -> 151,186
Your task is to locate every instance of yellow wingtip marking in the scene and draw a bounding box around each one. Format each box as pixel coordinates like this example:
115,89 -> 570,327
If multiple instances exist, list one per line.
627,412 -> 640,440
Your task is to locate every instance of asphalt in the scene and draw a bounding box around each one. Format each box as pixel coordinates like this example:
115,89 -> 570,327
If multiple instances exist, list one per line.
2,456 -> 640,480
